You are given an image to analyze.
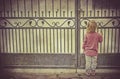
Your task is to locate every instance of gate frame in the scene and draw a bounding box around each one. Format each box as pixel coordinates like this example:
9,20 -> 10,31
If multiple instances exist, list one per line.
0,0 -> 120,69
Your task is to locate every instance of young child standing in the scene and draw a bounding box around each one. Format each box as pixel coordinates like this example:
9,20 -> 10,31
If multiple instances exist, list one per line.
82,20 -> 103,76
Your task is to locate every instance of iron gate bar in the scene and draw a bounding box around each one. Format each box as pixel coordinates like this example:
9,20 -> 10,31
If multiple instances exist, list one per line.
75,0 -> 80,69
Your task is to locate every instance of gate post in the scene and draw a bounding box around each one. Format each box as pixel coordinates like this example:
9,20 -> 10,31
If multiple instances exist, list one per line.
75,0 -> 80,72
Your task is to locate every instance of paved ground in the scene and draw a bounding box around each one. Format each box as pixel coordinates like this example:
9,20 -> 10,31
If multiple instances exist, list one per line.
1,69 -> 120,79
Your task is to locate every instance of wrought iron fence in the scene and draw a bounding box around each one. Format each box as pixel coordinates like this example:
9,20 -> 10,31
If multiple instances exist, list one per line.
0,0 -> 120,54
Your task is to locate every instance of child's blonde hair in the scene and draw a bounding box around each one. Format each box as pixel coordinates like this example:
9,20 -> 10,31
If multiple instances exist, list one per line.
86,20 -> 97,33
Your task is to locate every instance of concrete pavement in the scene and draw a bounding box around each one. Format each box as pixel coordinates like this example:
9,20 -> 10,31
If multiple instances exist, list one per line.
1,69 -> 120,79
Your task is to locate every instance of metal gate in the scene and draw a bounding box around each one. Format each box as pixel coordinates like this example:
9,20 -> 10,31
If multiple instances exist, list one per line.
0,0 -> 120,68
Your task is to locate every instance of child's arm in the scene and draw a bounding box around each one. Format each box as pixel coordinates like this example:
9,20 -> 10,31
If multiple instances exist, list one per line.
82,34 -> 87,49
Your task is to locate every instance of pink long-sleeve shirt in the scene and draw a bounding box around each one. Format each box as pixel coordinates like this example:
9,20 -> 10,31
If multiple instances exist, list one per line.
82,32 -> 103,56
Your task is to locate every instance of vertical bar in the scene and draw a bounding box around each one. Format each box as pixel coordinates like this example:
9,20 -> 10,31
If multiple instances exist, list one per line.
71,29 -> 73,53
67,0 -> 69,17
12,29 -> 14,53
0,30 -> 1,52
46,29 -> 48,53
10,0 -> 12,17
5,29 -> 8,53
65,29 -> 67,53
45,29 -> 47,53
17,0 -> 19,17
26,29 -> 28,53
75,0 -> 80,69
0,29 -> 2,52
116,8 -> 117,16
52,0 -> 54,17
45,0 -> 47,17
3,0 -> 5,17
59,0 -> 61,17
24,0 -> 26,17
104,0 -> 107,17
22,29 -> 24,53
38,0 -> 40,17
14,11 -> 16,17
57,29 -> 59,53
53,29 -> 55,53
101,0 -> 103,17
21,10 -> 23,17
115,1 -> 118,16
111,29 -> 113,53
114,28 -> 117,53
31,0 -> 33,17
7,11 -> 9,17
32,29 -> 34,53
108,0 -> 110,17
0,29 -> 3,52
107,29 -> 109,53
67,29 -> 69,53
118,28 -> 120,53
93,0 -> 95,17
1,29 -> 4,53
19,29 -> 21,53
43,29 -> 45,53
83,28 -> 85,42
15,29 -> 18,53
79,0 -> 81,53
4,29 -> 7,53
9,29 -> 11,53
29,29 -> 31,53
64,29 -> 65,53
36,29 -> 38,53
60,29 -> 62,53
50,29 -> 52,53
39,29 -> 41,53
86,0 -> 88,17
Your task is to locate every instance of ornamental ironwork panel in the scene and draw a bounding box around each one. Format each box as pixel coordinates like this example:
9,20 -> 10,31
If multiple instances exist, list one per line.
0,0 -> 120,68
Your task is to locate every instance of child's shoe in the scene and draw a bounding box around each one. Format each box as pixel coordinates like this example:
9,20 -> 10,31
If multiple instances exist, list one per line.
91,70 -> 96,76
85,70 -> 91,76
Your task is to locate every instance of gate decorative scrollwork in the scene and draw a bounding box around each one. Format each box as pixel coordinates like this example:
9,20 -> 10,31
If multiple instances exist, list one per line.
0,18 -> 75,28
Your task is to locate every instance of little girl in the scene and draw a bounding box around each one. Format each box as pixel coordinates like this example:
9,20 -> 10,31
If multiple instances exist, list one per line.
82,20 -> 103,76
